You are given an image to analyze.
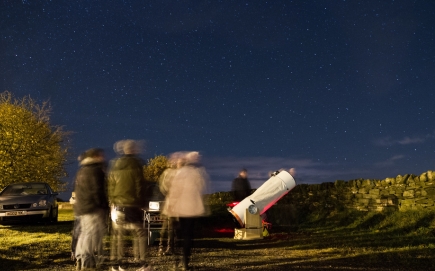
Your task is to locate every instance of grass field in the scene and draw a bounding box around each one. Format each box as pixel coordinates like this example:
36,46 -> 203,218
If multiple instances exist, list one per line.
1,209 -> 435,270
0,209 -> 75,270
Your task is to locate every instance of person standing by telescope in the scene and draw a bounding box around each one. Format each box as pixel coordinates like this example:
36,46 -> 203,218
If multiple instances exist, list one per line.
231,169 -> 252,202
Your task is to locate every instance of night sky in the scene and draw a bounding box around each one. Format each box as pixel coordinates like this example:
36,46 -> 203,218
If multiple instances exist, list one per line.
2,1 -> 435,199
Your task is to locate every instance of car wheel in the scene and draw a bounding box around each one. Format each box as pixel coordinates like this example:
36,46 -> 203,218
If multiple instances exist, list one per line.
43,208 -> 52,224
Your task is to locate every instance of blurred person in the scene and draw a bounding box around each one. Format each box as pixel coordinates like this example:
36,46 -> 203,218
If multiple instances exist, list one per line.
231,168 -> 252,202
71,152 -> 86,263
157,152 -> 186,256
289,167 -> 300,182
108,140 -> 152,271
165,151 -> 210,271
73,148 -> 109,270
69,191 -> 77,205
269,168 -> 298,180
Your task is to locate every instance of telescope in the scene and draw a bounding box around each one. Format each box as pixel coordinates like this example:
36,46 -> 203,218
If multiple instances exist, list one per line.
228,170 -> 297,237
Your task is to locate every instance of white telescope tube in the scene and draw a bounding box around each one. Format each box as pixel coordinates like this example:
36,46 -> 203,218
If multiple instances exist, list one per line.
229,170 -> 296,228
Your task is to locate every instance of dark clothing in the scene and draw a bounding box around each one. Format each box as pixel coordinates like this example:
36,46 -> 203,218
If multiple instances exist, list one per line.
73,158 -> 108,216
112,205 -> 143,224
231,176 -> 252,202
108,154 -> 148,266
110,209 -> 148,265
73,156 -> 108,269
179,217 -> 196,268
108,154 -> 146,208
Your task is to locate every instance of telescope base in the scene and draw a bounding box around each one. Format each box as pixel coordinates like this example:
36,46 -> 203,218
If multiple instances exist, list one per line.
234,228 -> 263,240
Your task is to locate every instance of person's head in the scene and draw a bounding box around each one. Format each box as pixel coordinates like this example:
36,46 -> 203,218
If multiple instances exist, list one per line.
79,148 -> 105,165
113,139 -> 144,155
84,148 -> 105,159
185,151 -> 200,165
289,168 -> 297,177
167,152 -> 179,168
113,140 -> 124,155
123,139 -> 140,155
176,158 -> 184,168
176,152 -> 187,168
77,151 -> 86,162
166,152 -> 185,168
239,169 -> 248,178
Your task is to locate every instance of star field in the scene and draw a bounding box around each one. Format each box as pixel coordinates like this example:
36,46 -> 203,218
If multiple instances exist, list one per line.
1,1 -> 435,199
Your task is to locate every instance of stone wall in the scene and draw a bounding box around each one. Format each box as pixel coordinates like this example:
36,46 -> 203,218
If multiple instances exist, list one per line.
206,171 -> 435,220
277,170 -> 435,212
225,170 -> 435,227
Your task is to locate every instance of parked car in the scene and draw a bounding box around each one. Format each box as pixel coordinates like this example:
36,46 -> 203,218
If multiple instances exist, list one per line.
0,182 -> 59,224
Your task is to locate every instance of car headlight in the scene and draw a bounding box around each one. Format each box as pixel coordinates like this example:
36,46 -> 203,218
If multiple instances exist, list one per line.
38,200 -> 47,206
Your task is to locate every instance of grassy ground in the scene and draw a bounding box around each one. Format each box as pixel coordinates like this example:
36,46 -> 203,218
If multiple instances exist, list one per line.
0,209 -> 435,270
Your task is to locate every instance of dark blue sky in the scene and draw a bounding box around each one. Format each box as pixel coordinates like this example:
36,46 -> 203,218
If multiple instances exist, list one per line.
2,1 -> 435,199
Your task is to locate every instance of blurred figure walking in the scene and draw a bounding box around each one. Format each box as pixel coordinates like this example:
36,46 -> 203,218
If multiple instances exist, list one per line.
73,148 -> 109,270
231,169 -> 251,202
165,151 -> 210,271
158,152 -> 185,256
108,140 -> 152,271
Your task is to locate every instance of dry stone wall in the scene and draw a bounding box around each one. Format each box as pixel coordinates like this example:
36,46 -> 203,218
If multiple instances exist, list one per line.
206,171 -> 435,216
278,170 -> 435,212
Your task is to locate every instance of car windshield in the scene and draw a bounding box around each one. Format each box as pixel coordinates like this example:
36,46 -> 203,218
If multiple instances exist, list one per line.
1,184 -> 47,196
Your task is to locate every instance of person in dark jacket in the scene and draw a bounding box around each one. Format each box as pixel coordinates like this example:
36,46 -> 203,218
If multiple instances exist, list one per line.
231,169 -> 252,202
108,140 -> 151,271
73,148 -> 109,270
